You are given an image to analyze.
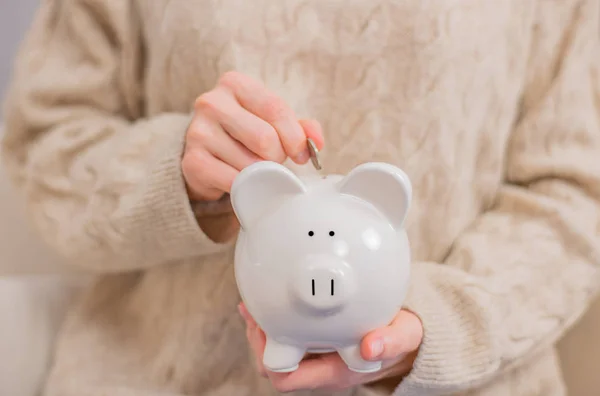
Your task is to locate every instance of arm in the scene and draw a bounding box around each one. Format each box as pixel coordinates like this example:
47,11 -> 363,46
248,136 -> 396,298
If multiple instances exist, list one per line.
397,1 -> 600,394
1,0 -> 231,273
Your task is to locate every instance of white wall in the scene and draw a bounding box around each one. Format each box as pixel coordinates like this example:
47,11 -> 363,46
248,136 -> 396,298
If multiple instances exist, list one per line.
0,0 -> 40,107
0,0 -> 68,274
0,3 -> 90,396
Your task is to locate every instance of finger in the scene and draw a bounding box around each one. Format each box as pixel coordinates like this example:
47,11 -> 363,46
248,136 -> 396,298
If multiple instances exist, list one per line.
193,116 -> 262,171
181,149 -> 238,201
268,353 -> 353,393
245,324 -> 268,377
237,303 -> 250,321
184,182 -> 222,202
299,119 -> 325,151
239,304 -> 268,377
195,87 -> 286,162
218,72 -> 308,163
237,303 -> 257,327
360,310 -> 423,362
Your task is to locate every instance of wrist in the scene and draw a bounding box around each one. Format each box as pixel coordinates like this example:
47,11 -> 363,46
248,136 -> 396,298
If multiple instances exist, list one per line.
190,193 -> 234,217
190,194 -> 240,243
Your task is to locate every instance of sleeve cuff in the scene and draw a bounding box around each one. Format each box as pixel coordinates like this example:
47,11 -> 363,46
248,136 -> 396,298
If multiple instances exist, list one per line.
393,262 -> 499,396
118,113 -> 235,266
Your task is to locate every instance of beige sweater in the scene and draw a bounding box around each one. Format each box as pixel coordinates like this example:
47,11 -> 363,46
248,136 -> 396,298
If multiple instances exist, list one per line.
3,1 -> 600,395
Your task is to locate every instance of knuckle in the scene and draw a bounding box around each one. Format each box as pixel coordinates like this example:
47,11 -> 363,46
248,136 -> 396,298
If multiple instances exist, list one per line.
191,150 -> 211,171
194,91 -> 221,115
181,153 -> 197,176
187,119 -> 213,143
193,92 -> 211,110
261,95 -> 288,122
218,70 -> 244,89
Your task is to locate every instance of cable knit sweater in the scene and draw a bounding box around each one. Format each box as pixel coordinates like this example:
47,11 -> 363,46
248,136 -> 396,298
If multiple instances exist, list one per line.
2,1 -> 600,395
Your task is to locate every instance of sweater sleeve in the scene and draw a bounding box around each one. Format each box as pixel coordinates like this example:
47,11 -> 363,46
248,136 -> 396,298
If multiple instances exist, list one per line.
0,0 -> 232,273
395,1 -> 600,395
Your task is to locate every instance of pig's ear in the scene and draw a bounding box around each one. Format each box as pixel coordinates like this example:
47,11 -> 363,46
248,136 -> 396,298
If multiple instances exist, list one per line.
338,163 -> 412,230
231,161 -> 306,229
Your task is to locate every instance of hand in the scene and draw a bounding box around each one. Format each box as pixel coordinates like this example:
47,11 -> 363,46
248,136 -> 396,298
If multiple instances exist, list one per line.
238,303 -> 423,393
183,71 -> 324,201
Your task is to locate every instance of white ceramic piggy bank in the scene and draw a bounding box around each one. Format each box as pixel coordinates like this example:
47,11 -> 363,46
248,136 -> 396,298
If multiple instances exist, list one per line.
230,161 -> 412,374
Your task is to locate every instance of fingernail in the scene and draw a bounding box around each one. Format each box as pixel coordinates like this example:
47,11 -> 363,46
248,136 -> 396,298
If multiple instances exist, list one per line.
295,150 -> 309,163
370,339 -> 384,358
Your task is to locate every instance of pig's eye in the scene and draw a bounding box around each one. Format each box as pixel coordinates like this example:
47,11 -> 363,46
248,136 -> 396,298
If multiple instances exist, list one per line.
308,231 -> 314,237
329,231 -> 335,237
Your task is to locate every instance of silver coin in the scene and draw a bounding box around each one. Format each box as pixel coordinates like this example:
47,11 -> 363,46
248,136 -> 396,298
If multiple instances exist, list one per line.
307,138 -> 322,170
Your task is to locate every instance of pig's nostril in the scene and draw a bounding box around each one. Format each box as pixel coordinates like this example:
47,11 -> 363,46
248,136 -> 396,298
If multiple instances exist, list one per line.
331,279 -> 334,296
312,279 -> 315,296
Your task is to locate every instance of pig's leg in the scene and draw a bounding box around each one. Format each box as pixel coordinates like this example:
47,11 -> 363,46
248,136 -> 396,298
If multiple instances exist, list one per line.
262,338 -> 305,373
338,345 -> 382,373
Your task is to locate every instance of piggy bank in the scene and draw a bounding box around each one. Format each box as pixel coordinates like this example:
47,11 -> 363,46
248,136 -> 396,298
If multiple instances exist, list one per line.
230,161 -> 412,373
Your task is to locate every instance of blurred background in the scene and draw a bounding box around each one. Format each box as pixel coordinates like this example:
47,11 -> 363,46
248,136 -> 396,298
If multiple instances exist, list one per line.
0,2 -> 91,396
0,2 -> 599,396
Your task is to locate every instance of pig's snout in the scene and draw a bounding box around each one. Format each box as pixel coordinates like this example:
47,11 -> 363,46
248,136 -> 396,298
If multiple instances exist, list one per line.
291,255 -> 357,312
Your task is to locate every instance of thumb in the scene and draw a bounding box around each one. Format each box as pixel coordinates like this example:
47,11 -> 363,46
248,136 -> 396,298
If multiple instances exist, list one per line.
360,310 -> 423,361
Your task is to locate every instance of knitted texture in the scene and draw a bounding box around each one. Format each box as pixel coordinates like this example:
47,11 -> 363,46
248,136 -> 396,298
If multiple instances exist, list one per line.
2,1 -> 600,395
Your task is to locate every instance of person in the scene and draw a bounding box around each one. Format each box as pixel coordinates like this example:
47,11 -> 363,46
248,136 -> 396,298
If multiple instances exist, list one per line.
2,0 -> 600,395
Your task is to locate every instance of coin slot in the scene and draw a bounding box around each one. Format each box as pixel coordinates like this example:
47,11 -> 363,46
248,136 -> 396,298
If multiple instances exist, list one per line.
312,279 -> 316,296
330,279 -> 334,296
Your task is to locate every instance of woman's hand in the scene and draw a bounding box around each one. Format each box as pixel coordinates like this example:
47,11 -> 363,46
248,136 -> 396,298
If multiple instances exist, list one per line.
182,71 -> 324,202
238,303 -> 423,393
